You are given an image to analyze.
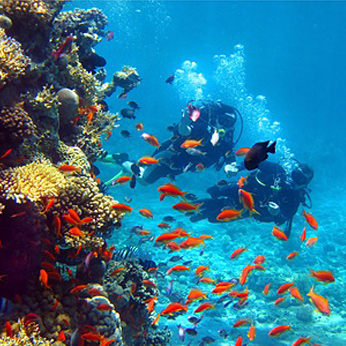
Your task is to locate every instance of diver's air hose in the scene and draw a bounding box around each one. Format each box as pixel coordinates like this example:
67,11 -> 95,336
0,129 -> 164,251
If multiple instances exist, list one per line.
233,107 -> 243,147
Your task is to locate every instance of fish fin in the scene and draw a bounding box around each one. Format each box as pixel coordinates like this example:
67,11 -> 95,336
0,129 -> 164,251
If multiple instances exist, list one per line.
160,193 -> 165,201
267,141 -> 276,154
249,209 -> 260,216
196,202 -> 204,213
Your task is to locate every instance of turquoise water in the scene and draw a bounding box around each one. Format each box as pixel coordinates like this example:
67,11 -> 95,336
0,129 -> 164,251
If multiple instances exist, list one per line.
67,1 -> 346,345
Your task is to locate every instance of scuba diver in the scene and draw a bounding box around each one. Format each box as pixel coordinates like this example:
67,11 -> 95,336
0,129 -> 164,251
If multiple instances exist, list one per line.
100,99 -> 243,186
190,160 -> 314,238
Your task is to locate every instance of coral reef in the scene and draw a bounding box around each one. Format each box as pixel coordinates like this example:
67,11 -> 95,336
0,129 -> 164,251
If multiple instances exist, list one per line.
0,28 -> 30,89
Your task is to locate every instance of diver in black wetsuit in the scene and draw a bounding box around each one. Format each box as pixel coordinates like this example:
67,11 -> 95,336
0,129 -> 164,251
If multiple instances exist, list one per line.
99,99 -> 242,186
190,160 -> 314,238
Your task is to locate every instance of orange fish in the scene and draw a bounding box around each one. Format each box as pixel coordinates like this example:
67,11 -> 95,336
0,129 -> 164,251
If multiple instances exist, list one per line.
172,202 -> 203,213
166,265 -> 190,275
39,269 -> 51,290
199,234 -> 213,240
81,333 -> 101,342
300,227 -> 306,242
110,267 -> 125,276
70,285 -> 88,294
230,247 -> 247,259
142,279 -> 156,288
58,165 -> 80,172
181,139 -> 203,149
248,323 -> 255,341
139,208 -> 153,218
152,313 -> 161,325
287,251 -> 299,260
41,262 -> 55,272
10,211 -> 26,218
306,237 -> 317,246
80,216 -> 93,224
43,250 -> 56,262
58,331 -> 66,341
195,265 -> 209,276
146,296 -> 158,314
180,237 -> 205,249
68,209 -> 80,223
253,256 -> 266,264
105,130 -> 112,140
5,321 -> 12,338
171,228 -> 190,237
302,210 -> 318,230
198,277 -> 215,285
97,304 -> 113,311
53,216 -> 62,238
211,284 -> 233,294
42,198 -> 57,214
141,133 -> 161,148
161,303 -> 188,316
158,183 -> 187,201
272,226 -> 287,241
0,148 -> 12,159
274,297 -> 285,305
166,242 -> 180,251
185,289 -> 208,304
233,319 -> 250,328
236,336 -> 243,346
277,282 -> 295,294
69,227 -> 85,237
156,232 -> 180,244
135,123 -> 144,131
138,156 -> 160,166
263,283 -> 271,295
309,270 -> 335,283
239,264 -> 253,286
237,175 -> 248,188
111,203 -> 133,213
114,175 -> 132,185
290,287 -> 303,303
194,303 -> 214,313
239,189 -> 259,216
216,209 -> 243,221
268,325 -> 291,336
292,337 -> 312,346
235,147 -> 250,156
139,230 -> 151,236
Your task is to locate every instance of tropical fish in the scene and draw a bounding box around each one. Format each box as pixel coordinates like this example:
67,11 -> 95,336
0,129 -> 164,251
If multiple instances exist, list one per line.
138,156 -> 160,166
141,133 -> 161,148
39,269 -> 51,290
106,31 -> 114,41
196,163 -> 205,171
128,101 -> 140,110
112,175 -> 132,185
111,203 -> 133,213
180,237 -> 204,249
235,147 -> 251,156
230,247 -> 247,259
120,108 -> 135,119
306,237 -> 318,246
268,325 -> 291,336
52,35 -> 73,61
172,202 -> 202,213
186,148 -> 206,156
161,303 -> 188,316
274,297 -> 285,305
300,227 -> 306,242
158,222 -> 171,229
290,287 -> 303,303
244,140 -> 276,170
181,139 -> 203,149
185,289 -> 208,304
309,270 -> 335,283
263,283 -> 271,295
287,251 -> 299,260
253,256 -> 266,264
217,209 -> 243,221
233,319 -> 250,328
0,149 -> 12,159
198,277 -> 215,285
272,226 -> 287,241
277,282 -> 295,294
166,265 -> 190,275
248,323 -> 255,341
302,210 -> 318,230
156,232 -> 180,243
292,336 -> 312,346
135,123 -> 144,131
237,175 -> 248,188
120,130 -> 131,138
235,336 -> 243,346
239,189 -> 259,216
194,303 -> 214,313
195,265 -> 209,276
58,165 -> 80,172
158,183 -> 187,201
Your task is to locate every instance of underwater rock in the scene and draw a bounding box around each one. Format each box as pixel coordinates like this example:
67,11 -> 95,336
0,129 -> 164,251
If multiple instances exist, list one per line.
296,304 -> 314,322
57,88 -> 79,125
0,14 -> 12,30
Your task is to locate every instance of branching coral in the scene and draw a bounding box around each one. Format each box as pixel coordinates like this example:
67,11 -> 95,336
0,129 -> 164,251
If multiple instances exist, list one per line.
0,158 -> 67,203
0,28 -> 30,88
27,84 -> 59,111
0,107 -> 35,149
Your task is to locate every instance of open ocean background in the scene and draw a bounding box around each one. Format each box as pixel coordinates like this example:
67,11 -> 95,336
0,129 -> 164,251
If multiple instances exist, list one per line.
65,1 -> 346,345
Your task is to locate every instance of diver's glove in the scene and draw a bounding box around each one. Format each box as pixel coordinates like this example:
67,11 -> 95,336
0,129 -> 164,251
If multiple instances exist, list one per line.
224,162 -> 239,177
178,111 -> 192,136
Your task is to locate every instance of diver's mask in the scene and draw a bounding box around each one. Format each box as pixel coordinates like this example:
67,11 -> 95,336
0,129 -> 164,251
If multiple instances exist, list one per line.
267,201 -> 280,216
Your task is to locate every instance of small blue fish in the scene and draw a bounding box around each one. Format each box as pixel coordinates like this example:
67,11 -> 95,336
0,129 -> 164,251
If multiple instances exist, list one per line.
218,329 -> 228,339
186,327 -> 197,336
188,315 -> 204,325
183,260 -> 193,266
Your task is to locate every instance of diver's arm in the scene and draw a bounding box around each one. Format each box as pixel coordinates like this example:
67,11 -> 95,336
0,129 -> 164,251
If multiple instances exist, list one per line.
104,169 -> 126,186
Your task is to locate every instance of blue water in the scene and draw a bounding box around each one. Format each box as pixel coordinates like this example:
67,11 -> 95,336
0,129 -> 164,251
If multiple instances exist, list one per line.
67,1 -> 346,345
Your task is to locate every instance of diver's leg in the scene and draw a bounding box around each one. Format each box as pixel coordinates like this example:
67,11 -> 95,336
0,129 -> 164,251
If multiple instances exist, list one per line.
190,198 -> 230,223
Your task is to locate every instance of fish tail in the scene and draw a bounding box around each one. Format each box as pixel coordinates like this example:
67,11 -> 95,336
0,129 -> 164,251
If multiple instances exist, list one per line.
249,208 -> 260,217
196,202 -> 204,213
160,193 -> 165,201
181,191 -> 188,202
267,141 -> 276,153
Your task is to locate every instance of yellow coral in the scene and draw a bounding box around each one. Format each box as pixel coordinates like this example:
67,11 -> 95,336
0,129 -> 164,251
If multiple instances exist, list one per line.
28,85 -> 60,110
0,158 -> 67,203
0,28 -> 30,87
